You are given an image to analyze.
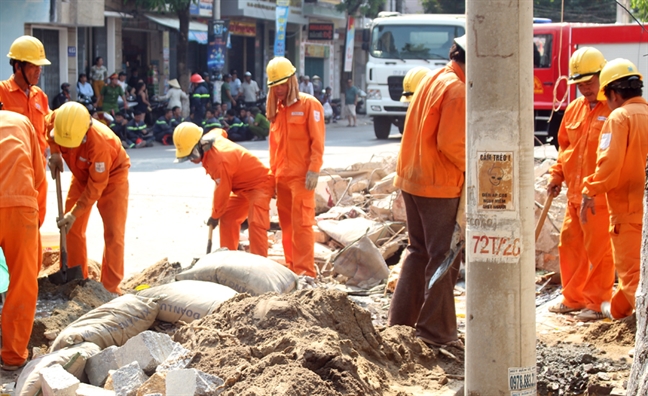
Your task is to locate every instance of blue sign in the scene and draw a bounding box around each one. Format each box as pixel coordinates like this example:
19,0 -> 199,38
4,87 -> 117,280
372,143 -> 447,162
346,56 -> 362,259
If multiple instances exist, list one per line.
67,46 -> 76,57
274,5 -> 289,56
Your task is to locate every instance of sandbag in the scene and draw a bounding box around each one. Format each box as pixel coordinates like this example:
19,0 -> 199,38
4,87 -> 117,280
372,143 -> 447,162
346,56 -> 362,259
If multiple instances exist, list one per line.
317,217 -> 393,246
332,235 -> 390,289
16,342 -> 101,396
176,250 -> 298,295
51,294 -> 159,351
138,280 -> 237,323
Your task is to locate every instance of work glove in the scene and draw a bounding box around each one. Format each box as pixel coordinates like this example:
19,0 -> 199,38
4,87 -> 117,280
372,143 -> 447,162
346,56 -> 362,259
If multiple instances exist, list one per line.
206,217 -> 219,228
49,153 -> 64,179
305,171 -> 319,191
57,212 -> 76,233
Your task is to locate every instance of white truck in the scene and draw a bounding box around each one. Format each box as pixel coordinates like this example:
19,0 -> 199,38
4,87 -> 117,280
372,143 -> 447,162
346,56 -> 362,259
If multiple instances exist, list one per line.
362,13 -> 466,139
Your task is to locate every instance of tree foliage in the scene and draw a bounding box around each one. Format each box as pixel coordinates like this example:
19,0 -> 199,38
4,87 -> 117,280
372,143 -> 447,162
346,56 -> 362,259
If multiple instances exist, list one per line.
336,0 -> 386,18
421,0 -> 464,14
631,0 -> 648,20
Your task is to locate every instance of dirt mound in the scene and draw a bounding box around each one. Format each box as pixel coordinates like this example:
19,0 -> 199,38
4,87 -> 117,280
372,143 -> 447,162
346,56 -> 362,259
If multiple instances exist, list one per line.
30,278 -> 115,352
39,251 -> 101,281
537,340 -> 630,395
581,314 -> 636,347
174,289 -> 458,395
120,258 -> 182,291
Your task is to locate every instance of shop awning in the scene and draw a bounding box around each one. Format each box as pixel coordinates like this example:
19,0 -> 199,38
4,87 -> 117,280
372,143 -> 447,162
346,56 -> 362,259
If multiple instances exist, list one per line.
144,14 -> 209,44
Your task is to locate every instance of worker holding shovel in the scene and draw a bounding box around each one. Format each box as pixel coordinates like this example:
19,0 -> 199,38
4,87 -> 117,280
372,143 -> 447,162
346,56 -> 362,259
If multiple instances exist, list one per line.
47,102 -> 131,295
173,123 -> 275,256
546,47 -> 614,322
0,111 -> 46,371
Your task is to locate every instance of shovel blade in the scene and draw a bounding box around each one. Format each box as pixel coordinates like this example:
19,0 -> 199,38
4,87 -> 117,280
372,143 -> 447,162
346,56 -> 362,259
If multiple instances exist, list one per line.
428,239 -> 465,290
48,251 -> 85,285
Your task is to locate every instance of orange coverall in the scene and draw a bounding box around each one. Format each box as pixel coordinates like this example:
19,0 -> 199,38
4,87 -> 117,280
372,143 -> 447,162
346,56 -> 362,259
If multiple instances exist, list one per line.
0,110 -> 46,366
202,130 -> 275,256
582,96 -> 648,319
1,75 -> 51,261
50,121 -> 131,294
548,97 -> 614,312
269,93 -> 325,277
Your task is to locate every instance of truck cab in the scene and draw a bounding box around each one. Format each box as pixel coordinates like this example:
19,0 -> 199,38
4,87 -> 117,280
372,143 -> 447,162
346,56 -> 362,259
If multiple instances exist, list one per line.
362,13 -> 465,139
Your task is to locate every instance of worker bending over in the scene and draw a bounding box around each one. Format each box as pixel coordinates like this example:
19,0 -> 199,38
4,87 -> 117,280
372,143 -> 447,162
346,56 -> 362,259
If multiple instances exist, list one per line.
48,102 -> 131,294
581,59 -> 648,320
0,111 -> 46,370
266,57 -> 325,277
174,123 -> 274,256
388,36 -> 466,348
547,47 -> 614,321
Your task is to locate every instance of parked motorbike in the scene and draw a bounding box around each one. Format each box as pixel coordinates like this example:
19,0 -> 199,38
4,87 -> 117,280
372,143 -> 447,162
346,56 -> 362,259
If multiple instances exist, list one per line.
149,98 -> 169,125
77,94 -> 95,113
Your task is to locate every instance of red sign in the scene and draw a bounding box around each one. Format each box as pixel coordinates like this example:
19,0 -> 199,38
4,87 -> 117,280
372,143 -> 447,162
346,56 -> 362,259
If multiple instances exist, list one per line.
308,23 -> 334,41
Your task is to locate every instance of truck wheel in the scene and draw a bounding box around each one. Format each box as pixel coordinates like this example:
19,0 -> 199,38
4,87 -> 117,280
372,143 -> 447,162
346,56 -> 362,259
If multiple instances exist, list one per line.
374,117 -> 392,139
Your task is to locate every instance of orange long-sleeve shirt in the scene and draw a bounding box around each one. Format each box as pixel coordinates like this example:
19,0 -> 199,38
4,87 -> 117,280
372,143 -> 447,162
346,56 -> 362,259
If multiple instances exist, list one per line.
0,75 -> 50,159
394,61 -> 465,198
269,93 -> 325,178
202,130 -> 275,219
582,97 -> 648,224
50,121 -> 131,218
0,110 -> 47,224
549,97 -> 610,206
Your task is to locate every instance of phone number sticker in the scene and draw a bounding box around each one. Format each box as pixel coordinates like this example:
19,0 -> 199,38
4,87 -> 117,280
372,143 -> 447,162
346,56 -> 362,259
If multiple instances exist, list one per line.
511,390 -> 536,396
508,366 -> 536,391
469,230 -> 522,262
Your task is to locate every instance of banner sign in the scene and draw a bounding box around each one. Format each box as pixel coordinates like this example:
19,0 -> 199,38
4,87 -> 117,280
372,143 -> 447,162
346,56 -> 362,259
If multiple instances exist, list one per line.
274,1 -> 290,56
344,16 -> 355,72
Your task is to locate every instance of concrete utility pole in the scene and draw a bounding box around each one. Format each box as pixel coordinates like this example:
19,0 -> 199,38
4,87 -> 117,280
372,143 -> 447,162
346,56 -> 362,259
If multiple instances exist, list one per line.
213,0 -> 220,20
465,0 -> 536,394
616,0 -> 631,24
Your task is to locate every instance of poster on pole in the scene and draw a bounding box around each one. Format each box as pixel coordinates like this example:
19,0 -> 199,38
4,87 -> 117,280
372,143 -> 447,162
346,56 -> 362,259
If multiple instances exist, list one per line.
343,16 -> 355,72
274,0 -> 290,57
207,20 -> 226,73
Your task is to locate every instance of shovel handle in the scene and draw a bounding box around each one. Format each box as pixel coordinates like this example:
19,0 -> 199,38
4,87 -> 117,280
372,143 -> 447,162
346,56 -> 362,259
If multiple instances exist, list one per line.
535,194 -> 554,242
206,224 -> 214,254
55,173 -> 69,268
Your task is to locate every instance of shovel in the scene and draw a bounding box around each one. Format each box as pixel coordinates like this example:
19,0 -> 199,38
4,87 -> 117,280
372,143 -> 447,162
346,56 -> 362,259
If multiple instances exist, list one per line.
206,223 -> 214,254
428,185 -> 466,290
535,194 -> 554,241
48,172 -> 84,285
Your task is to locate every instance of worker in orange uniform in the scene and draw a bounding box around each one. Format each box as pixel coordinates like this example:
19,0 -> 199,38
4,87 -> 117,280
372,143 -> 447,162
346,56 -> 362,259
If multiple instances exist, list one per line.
173,122 -> 275,256
387,36 -> 466,348
47,102 -> 131,294
581,58 -> 648,320
266,57 -> 325,277
0,111 -> 47,370
546,47 -> 615,321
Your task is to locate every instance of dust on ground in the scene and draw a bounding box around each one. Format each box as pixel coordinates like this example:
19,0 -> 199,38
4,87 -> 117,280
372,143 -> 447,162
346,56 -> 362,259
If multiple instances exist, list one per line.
174,288 -> 464,396
581,314 -> 637,348
30,278 -> 115,352
120,258 -> 182,291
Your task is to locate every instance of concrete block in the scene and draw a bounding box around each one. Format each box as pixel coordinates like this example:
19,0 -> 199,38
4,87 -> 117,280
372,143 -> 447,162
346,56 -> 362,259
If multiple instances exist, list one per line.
136,372 -> 166,396
166,369 -> 224,396
313,226 -> 330,244
115,331 -> 175,374
369,172 -> 397,195
76,383 -> 116,396
86,345 -> 120,387
156,343 -> 194,373
40,363 -> 80,396
105,362 -> 148,396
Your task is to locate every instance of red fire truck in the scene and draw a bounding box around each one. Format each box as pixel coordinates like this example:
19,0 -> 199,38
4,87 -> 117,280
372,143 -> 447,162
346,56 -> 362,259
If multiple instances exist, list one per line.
533,23 -> 648,145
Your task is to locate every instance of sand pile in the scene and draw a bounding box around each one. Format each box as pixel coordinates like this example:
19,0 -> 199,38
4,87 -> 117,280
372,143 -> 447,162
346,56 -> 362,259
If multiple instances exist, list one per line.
582,314 -> 636,347
174,288 -> 459,395
120,258 -> 182,291
39,251 -> 102,280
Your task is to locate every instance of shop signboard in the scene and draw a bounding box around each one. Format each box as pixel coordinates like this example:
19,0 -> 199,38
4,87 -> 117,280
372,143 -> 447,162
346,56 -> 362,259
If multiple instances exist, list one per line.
308,23 -> 334,41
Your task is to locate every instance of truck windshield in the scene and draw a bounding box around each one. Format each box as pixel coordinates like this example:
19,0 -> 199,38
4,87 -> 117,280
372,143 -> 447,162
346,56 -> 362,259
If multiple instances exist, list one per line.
370,24 -> 465,60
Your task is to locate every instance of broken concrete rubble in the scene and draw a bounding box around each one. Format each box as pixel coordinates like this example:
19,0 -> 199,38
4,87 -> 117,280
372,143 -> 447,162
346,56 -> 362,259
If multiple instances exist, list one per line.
104,362 -> 148,396
85,345 -> 120,387
165,369 -> 224,396
75,383 -> 116,396
135,372 -> 166,396
40,364 -> 80,396
114,331 -> 175,375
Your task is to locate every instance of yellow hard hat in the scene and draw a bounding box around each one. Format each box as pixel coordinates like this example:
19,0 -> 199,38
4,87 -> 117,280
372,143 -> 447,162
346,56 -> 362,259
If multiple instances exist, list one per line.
173,122 -> 203,162
7,36 -> 51,66
568,47 -> 606,85
400,67 -> 430,102
53,102 -> 91,148
266,57 -> 296,87
597,58 -> 643,101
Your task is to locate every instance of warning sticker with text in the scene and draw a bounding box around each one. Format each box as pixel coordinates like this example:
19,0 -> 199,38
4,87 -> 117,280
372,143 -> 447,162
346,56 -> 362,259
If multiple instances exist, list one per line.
508,366 -> 536,391
478,151 -> 514,211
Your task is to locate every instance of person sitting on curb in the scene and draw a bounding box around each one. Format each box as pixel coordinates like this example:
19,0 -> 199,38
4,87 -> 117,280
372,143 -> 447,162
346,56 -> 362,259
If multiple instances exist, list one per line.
170,106 -> 185,130
202,108 -> 222,135
247,107 -> 269,141
224,109 -> 250,142
126,110 -> 154,148
110,111 -> 134,149
153,108 -> 174,145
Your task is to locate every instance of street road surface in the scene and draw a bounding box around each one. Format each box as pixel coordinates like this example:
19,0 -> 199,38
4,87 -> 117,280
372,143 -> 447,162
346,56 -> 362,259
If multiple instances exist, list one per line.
41,117 -> 403,278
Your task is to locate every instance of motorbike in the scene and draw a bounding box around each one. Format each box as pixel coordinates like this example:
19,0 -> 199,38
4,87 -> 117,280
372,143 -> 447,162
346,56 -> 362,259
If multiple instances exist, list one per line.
77,94 -> 95,113
149,98 -> 169,126
117,94 -> 137,120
